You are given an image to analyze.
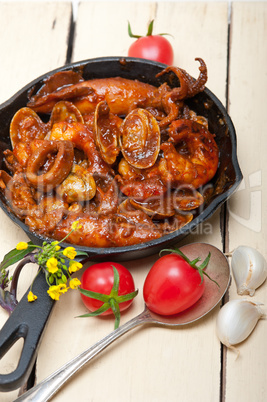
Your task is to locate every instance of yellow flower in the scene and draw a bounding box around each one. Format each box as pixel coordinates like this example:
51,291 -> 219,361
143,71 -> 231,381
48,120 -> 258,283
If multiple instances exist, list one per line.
51,241 -> 61,251
71,220 -> 82,231
27,291 -> 37,302
69,260 -> 83,273
47,284 -> 68,300
46,257 -> 58,273
69,278 -> 81,289
16,242 -> 28,251
63,247 -> 77,260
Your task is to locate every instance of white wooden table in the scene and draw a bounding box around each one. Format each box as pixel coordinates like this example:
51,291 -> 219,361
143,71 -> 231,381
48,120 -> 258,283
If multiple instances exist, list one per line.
0,1 -> 266,401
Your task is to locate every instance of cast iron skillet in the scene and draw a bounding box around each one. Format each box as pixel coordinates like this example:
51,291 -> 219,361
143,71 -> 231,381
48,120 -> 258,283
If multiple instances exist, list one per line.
0,57 -> 242,391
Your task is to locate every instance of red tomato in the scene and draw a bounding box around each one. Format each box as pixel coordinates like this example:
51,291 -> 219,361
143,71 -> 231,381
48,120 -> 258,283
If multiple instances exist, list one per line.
128,35 -> 174,65
143,254 -> 205,315
80,262 -> 136,315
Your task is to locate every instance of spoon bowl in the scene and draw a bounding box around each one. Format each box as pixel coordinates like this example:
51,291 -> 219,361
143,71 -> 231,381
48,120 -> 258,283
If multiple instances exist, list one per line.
15,243 -> 230,402
148,242 -> 230,326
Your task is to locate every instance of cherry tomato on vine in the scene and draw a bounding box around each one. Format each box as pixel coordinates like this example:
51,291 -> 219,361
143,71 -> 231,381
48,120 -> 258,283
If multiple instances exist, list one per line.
143,249 -> 213,316
79,262 -> 138,329
127,20 -> 174,65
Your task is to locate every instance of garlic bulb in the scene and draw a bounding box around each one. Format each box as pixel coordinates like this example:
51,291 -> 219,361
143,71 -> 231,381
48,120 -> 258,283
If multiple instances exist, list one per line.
231,246 -> 267,296
216,299 -> 264,353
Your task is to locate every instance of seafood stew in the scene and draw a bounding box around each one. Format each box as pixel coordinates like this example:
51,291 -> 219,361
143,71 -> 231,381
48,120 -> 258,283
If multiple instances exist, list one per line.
0,57 -> 242,260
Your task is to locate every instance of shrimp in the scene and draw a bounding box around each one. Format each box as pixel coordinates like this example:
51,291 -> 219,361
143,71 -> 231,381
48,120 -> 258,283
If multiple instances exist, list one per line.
159,119 -> 219,189
116,158 -> 167,200
52,213 -> 115,248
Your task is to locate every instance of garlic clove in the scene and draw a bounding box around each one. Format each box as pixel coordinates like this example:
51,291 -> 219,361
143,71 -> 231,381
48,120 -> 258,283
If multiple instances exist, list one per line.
231,246 -> 267,296
216,299 -> 264,354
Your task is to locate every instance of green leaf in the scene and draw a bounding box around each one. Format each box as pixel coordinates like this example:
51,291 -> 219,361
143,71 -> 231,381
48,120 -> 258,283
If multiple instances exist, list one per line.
160,248 -> 191,264
48,275 -> 55,284
116,289 -> 139,303
110,266 -> 120,297
191,257 -> 201,265
61,274 -> 67,283
0,288 -> 17,314
79,287 -> 110,303
198,252 -> 211,270
197,267 -> 204,285
75,250 -> 89,257
128,21 -> 141,39
159,247 -> 219,286
110,298 -> 121,329
78,265 -> 138,329
0,242 -> 36,270
147,20 -> 154,36
202,270 -> 220,287
78,303 -> 110,318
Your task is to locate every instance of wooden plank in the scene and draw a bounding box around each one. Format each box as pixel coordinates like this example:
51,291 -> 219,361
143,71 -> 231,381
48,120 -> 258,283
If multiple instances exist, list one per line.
0,2 -> 72,400
34,2 -> 229,402
225,2 -> 267,401
72,1 -> 228,100
0,2 -> 72,103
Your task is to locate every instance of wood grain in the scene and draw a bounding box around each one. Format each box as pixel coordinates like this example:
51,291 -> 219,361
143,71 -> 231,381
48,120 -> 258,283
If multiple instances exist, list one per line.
0,3 -> 72,401
34,2 -> 229,402
226,3 -> 267,401
1,2 -> 266,402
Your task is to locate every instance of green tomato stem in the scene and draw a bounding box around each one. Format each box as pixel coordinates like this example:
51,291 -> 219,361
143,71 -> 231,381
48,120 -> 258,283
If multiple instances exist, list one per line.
79,288 -> 111,303
78,303 -> 110,318
146,20 -> 154,36
116,289 -> 139,303
128,21 -> 141,39
110,298 -> 121,329
110,265 -> 120,296
78,265 -> 138,329
159,248 -> 219,287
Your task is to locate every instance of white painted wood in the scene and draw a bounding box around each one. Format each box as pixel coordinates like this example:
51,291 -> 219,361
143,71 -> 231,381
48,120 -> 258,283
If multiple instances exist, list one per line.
0,2 -> 72,401
33,2 -> 229,402
72,1 -> 228,100
3,2 -> 266,402
0,2 -> 72,103
226,2 -> 267,401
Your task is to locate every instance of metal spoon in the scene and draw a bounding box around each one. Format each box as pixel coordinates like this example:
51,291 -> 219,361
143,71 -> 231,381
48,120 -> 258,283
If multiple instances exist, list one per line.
15,242 -> 230,402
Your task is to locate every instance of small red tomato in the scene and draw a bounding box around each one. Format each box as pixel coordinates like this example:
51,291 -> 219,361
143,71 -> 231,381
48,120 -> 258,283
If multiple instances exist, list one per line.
79,262 -> 138,328
127,20 -> 174,65
143,252 -> 209,316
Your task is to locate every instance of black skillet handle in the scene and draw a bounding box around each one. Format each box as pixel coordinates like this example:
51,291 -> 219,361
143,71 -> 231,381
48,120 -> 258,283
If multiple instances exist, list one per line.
0,272 -> 54,392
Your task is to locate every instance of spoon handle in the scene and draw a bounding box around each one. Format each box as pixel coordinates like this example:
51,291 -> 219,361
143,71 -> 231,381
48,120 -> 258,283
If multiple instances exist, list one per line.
15,309 -> 152,402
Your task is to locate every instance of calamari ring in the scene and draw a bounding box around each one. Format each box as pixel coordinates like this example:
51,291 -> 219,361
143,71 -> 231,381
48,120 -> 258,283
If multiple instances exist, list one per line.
26,140 -> 74,190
